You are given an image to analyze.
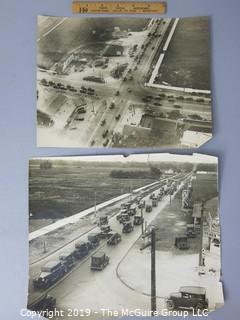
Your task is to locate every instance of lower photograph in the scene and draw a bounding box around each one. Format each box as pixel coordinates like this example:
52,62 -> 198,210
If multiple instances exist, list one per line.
27,153 -> 224,319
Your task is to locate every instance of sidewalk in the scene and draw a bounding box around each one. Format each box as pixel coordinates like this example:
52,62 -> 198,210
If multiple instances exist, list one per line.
117,230 -> 223,312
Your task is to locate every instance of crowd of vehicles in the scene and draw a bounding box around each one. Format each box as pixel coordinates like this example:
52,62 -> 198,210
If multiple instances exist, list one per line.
31,175 -> 188,313
39,78 -> 96,96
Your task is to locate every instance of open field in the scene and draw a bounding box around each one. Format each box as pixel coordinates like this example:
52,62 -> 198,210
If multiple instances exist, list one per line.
155,17 -> 210,90
193,172 -> 218,202
29,163 -> 155,222
38,17 -> 149,69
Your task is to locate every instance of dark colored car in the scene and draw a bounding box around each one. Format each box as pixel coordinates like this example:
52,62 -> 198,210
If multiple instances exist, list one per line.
107,232 -> 122,245
103,138 -> 109,147
59,251 -> 76,271
133,215 -> 144,225
117,213 -> 130,224
91,252 -> 110,270
102,130 -> 109,138
167,286 -> 208,311
33,261 -> 66,289
145,204 -> 152,212
122,221 -> 134,233
28,294 -> 56,312
175,236 -> 190,250
73,241 -> 89,259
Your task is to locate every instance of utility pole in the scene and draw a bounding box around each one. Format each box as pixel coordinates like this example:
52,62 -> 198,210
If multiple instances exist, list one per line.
141,206 -> 144,235
151,228 -> 156,313
43,240 -> 47,253
94,191 -> 97,218
199,201 -> 205,268
91,100 -> 95,113
140,227 -> 157,315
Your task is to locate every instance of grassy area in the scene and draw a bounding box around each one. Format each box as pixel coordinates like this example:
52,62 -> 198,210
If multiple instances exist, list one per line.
192,173 -> 218,202
29,164 -> 155,220
155,17 -> 210,90
38,17 -> 149,69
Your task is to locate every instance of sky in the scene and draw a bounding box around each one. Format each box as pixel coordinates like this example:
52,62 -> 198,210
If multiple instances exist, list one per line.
32,153 -> 218,164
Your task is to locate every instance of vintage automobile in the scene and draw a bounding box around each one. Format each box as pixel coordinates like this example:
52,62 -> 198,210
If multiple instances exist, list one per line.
87,233 -> 100,248
166,286 -> 208,311
145,204 -> 152,212
117,212 -> 130,224
107,232 -> 122,245
128,204 -> 137,216
175,236 -> 190,250
33,260 -> 66,289
28,294 -> 56,312
98,224 -> 112,239
186,226 -> 196,238
122,221 -> 134,233
152,199 -> 158,207
91,252 -> 110,270
73,241 -> 90,259
59,251 -> 76,271
98,215 -> 108,226
133,215 -> 144,225
138,200 -> 145,209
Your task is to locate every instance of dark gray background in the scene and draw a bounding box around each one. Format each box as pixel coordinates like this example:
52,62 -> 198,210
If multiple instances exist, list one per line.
0,0 -> 239,319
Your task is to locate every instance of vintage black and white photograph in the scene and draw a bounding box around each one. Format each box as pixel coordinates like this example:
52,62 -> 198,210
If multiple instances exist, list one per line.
37,16 -> 212,148
28,153 -> 223,318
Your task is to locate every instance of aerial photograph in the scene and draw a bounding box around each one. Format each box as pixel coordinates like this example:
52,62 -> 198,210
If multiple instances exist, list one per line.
28,154 -> 223,319
37,16 -> 212,148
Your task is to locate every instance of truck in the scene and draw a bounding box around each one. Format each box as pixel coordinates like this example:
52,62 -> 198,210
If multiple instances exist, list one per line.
59,251 -> 75,271
33,260 -> 66,289
166,286 -> 208,311
73,241 -> 89,259
91,252 -> 110,270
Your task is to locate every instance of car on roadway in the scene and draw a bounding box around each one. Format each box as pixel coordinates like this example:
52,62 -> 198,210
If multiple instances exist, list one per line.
122,221 -> 134,233
154,102 -> 162,106
91,252 -> 110,271
173,103 -> 182,108
77,107 -> 86,114
102,130 -> 109,138
166,286 -> 208,311
109,102 -> 115,109
127,88 -> 132,93
115,114 -> 121,121
101,119 -> 106,126
103,138 -> 109,147
75,116 -> 84,121
107,232 -> 122,245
